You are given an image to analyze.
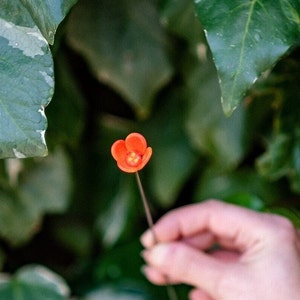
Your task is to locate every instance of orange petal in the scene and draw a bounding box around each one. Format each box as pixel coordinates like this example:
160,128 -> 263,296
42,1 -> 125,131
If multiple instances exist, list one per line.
125,133 -> 147,154
117,160 -> 139,173
111,140 -> 127,161
138,147 -> 152,170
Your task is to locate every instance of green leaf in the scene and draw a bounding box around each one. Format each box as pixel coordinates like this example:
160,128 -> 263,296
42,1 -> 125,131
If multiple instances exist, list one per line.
0,150 -> 71,245
96,176 -> 137,248
20,149 -> 72,213
19,0 -> 78,44
0,264 -> 70,300
143,92 -> 197,207
46,46 -> 86,149
224,193 -> 265,211
194,168 -> 283,206
256,52 -> 300,194
194,0 -> 300,115
0,0 -> 77,158
0,20 -> 52,158
185,55 -> 247,169
83,285 -> 148,300
67,0 -> 173,117
160,0 -> 205,48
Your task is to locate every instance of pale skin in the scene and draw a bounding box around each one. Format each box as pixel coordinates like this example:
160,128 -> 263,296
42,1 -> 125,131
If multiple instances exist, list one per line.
140,200 -> 300,300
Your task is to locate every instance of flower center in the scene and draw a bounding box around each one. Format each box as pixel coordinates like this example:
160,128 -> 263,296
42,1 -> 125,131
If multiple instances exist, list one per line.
126,151 -> 142,166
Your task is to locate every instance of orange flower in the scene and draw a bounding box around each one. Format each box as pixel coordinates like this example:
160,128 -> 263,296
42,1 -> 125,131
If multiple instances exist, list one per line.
111,132 -> 152,173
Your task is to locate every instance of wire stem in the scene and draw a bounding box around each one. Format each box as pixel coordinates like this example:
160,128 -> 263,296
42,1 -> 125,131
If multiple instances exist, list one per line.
135,172 -> 178,300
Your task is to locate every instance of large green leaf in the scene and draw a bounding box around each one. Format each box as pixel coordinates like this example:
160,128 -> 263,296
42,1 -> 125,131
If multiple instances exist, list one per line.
194,0 -> 300,115
160,0 -> 205,49
96,175 -> 137,248
143,92 -> 197,207
185,55 -> 247,169
67,0 -> 173,117
0,0 -> 77,158
0,149 -> 71,245
19,0 -> 78,44
194,167 -> 283,206
83,285 -> 147,300
256,51 -> 300,194
0,264 -> 70,299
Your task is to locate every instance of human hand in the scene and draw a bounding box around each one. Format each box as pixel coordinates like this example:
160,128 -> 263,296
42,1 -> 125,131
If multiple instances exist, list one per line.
141,200 -> 300,300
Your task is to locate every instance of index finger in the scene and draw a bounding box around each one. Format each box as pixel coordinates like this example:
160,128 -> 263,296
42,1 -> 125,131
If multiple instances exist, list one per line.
141,199 -> 277,250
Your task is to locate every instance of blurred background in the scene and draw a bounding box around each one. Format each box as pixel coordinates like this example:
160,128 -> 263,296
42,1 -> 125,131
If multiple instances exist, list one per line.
1,0 -> 300,298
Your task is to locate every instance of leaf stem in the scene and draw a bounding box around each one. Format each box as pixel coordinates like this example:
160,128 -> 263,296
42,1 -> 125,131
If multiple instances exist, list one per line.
135,172 -> 178,300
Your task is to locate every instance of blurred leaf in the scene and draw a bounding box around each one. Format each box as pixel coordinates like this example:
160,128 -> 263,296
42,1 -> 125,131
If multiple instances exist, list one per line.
47,47 -> 86,149
257,52 -> 300,194
194,0 -> 300,115
224,193 -> 265,211
0,264 -> 70,300
257,133 -> 293,180
194,168 -> 283,206
20,149 -> 72,213
86,241 -> 175,300
96,176 -> 137,248
160,0 -> 205,48
83,284 -> 149,300
52,220 -> 93,258
0,248 -> 5,271
0,0 -> 77,158
257,131 -> 300,193
92,241 -> 144,284
185,55 -> 247,169
67,0 -> 173,117
0,149 -> 71,245
143,92 -> 197,207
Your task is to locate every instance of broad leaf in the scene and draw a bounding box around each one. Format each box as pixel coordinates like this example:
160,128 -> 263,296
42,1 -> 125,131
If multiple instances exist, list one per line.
143,92 -> 197,207
257,52 -> 300,194
96,176 -> 137,248
0,0 -> 77,158
185,55 -> 247,169
160,0 -> 205,48
67,0 -> 173,117
0,150 -> 71,245
194,0 -> 300,115
194,167 -> 283,206
0,265 -> 70,299
19,0 -> 78,44
84,286 -> 146,300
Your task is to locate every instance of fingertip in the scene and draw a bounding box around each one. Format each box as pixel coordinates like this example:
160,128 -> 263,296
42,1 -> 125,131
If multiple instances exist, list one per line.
140,229 -> 155,248
141,265 -> 168,285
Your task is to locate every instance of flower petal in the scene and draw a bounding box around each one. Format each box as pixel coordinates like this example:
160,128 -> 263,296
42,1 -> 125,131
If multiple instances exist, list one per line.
117,160 -> 139,173
111,140 -> 127,161
139,147 -> 152,170
125,133 -> 147,154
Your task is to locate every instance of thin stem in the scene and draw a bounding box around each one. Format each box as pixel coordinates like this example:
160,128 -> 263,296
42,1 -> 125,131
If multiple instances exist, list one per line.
135,172 -> 158,244
135,172 -> 178,300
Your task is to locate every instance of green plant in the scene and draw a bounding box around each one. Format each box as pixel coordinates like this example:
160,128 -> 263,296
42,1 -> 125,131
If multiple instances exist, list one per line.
0,0 -> 300,299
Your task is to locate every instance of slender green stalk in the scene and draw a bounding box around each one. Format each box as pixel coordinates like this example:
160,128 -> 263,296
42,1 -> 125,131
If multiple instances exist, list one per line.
135,172 -> 178,300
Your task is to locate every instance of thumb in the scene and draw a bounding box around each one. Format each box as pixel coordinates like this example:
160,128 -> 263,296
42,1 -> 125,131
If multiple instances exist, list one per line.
143,242 -> 227,294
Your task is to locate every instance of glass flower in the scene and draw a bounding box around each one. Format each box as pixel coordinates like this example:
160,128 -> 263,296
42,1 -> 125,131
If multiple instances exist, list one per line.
111,132 -> 152,173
